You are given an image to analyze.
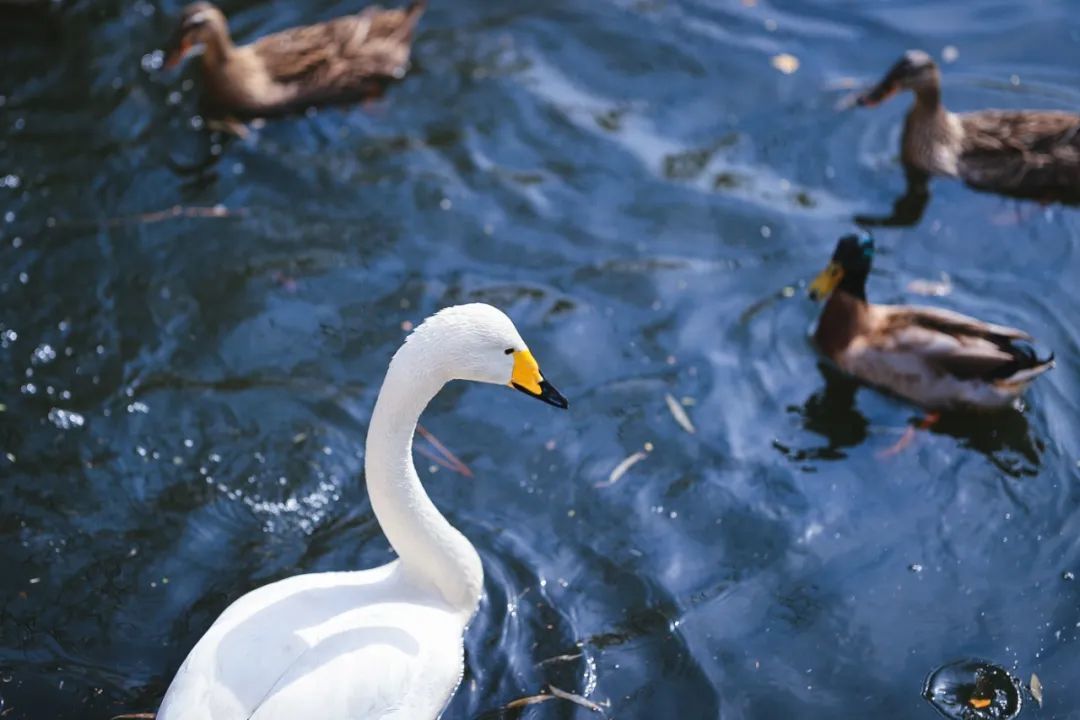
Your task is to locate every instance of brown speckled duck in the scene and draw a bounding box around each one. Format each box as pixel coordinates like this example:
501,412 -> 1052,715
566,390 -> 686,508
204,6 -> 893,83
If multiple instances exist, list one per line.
859,50 -> 1080,202
165,0 -> 426,116
809,233 -> 1054,411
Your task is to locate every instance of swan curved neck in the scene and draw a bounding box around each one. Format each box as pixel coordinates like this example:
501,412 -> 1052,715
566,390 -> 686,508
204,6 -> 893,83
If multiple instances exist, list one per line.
364,346 -> 483,615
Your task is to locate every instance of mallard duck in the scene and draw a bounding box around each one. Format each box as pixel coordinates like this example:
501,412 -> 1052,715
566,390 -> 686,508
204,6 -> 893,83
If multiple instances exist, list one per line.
156,304 -> 567,720
858,50 -> 1080,202
165,0 -> 426,116
808,233 -> 1053,411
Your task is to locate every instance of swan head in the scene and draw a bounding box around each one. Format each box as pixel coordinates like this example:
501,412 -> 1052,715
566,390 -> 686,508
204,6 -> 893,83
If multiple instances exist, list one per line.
403,304 -> 568,409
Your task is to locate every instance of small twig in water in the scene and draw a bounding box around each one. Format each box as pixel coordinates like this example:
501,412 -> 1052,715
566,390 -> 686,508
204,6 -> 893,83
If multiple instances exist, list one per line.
548,685 -> 605,714
594,448 -> 649,488
498,692 -> 555,711
51,205 -> 249,231
537,651 -> 583,667
102,205 -> 247,227
416,424 -> 473,477
414,445 -> 465,475
665,393 -> 696,435
484,685 -> 605,717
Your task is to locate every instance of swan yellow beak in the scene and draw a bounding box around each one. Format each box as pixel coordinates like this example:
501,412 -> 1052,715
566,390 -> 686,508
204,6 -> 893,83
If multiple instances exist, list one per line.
808,262 -> 844,301
510,350 -> 568,409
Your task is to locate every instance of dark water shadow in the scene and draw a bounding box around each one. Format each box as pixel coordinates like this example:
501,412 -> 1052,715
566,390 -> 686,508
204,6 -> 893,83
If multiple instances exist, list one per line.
855,165 -> 932,228
928,408 -> 1042,479
855,161 -> 1080,229
778,362 -> 869,462
781,362 -> 1042,476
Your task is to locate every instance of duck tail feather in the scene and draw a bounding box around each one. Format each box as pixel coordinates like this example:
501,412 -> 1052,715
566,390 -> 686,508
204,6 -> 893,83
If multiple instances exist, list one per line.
999,356 -> 1055,388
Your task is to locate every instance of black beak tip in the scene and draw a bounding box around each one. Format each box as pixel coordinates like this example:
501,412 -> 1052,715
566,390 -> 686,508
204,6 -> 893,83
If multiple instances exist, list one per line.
539,380 -> 569,409
514,380 -> 568,409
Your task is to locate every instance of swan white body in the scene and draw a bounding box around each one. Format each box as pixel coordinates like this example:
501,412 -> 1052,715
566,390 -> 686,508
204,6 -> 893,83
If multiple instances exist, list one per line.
157,304 -> 567,720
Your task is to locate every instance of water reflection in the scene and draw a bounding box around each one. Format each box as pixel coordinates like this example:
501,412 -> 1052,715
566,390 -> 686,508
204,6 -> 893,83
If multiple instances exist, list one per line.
779,363 -> 868,462
930,409 -> 1041,479
3,0 -> 1080,717
779,360 -> 1042,475
855,165 -> 931,228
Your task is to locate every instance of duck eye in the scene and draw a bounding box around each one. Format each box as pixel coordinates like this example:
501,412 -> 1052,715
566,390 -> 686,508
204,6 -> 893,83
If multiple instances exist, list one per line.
504,348 -> 514,355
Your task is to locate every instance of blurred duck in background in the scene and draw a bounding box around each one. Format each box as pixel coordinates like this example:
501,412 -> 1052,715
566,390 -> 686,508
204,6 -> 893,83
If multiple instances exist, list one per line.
858,50 -> 1080,204
165,0 -> 426,117
808,233 -> 1054,415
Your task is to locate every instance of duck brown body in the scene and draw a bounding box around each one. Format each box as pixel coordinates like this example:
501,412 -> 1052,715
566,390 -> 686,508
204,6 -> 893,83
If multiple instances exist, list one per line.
168,1 -> 426,116
815,294 -> 1052,410
862,51 -> 1080,202
810,234 -> 1054,411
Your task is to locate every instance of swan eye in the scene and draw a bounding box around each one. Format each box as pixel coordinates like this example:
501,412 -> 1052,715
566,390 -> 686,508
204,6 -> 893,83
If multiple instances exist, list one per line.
504,348 -> 514,355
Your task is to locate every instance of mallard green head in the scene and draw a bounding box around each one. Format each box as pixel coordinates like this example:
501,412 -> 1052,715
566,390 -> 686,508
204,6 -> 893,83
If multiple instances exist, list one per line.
809,233 -> 874,301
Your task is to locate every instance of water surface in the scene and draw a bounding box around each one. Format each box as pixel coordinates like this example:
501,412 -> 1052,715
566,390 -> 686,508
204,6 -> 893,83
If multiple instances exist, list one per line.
2,0 -> 1079,718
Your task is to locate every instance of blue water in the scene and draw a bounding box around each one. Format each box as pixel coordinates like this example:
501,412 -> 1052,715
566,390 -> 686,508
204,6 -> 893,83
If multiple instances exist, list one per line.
2,0 -> 1079,718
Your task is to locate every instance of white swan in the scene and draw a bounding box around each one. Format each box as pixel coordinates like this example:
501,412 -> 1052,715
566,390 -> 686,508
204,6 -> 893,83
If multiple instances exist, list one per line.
156,303 -> 568,720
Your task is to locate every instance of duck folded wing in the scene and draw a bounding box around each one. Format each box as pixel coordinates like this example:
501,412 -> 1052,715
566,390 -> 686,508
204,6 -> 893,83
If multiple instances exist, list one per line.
960,111 -> 1080,195
254,17 -> 375,85
882,306 -> 1041,381
336,4 -> 424,76
925,344 -> 1040,381
890,305 -> 1032,342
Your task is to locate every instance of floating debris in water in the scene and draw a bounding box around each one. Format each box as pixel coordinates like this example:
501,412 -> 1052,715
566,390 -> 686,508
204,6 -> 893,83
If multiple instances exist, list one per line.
1029,673 -> 1043,708
771,53 -> 800,75
595,443 -> 652,488
548,684 -> 605,713
492,685 -> 606,716
665,393 -> 696,434
416,424 -> 472,477
537,651 -> 584,667
924,659 -> 1022,719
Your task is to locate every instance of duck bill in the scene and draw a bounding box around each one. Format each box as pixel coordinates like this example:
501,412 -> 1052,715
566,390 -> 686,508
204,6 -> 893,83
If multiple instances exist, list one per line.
857,79 -> 899,107
164,38 -> 193,69
513,379 -> 568,408
510,350 -> 569,409
808,262 -> 844,301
